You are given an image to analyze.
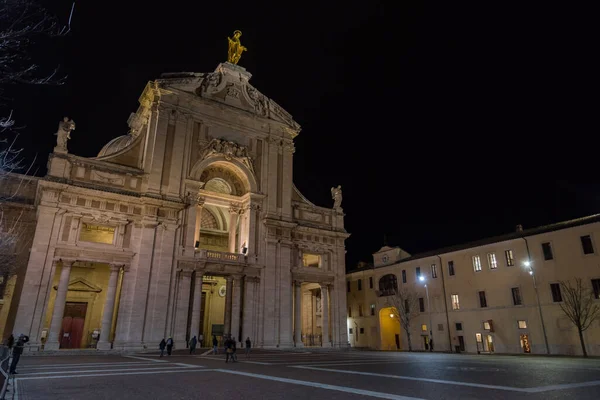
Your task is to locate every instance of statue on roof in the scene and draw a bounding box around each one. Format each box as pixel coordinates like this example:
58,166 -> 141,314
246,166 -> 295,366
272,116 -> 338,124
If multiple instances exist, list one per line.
331,185 -> 342,209
227,30 -> 247,65
54,117 -> 75,153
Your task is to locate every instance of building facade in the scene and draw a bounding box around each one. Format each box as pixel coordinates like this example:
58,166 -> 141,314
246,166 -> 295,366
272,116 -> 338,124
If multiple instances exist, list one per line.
347,217 -> 600,356
8,62 -> 349,351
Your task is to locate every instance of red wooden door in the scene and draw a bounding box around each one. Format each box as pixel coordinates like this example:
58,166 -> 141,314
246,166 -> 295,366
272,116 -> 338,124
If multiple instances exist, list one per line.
60,302 -> 88,349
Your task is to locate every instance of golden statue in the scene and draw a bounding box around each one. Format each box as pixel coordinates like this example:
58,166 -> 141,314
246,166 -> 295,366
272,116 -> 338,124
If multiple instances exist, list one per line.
227,30 -> 247,65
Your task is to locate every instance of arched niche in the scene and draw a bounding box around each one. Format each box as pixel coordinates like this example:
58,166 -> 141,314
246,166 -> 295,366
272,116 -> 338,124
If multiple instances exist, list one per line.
190,157 -> 257,196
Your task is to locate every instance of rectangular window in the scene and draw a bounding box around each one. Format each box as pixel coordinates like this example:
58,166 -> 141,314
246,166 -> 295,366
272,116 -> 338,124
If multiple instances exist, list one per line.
448,261 -> 455,276
402,270 -> 407,283
79,223 -> 116,244
349,328 -> 353,334
347,281 -> 351,293
541,242 -> 554,260
487,253 -> 498,269
358,279 -> 362,291
419,297 -> 425,312
415,267 -> 421,279
302,253 -> 321,268
483,321 -> 491,330
370,304 -> 375,316
455,322 -> 463,331
505,250 -> 515,266
437,323 -> 444,331
421,324 -> 427,332
592,279 -> 600,299
359,327 -> 364,334
550,283 -> 562,302
478,291 -> 487,308
451,294 -> 460,310
358,305 -> 363,317
518,320 -> 527,329
431,264 -> 438,278
348,307 -> 352,317
369,277 -> 373,289
581,235 -> 595,254
473,255 -> 482,272
511,287 -> 522,305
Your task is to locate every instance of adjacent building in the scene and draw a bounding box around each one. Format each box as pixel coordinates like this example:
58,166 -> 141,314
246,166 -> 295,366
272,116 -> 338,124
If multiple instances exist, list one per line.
3,61 -> 350,351
347,216 -> 600,356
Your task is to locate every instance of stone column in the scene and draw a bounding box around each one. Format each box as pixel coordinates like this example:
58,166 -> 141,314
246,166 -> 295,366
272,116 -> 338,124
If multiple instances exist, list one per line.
230,275 -> 242,343
173,270 -> 192,348
194,199 -> 205,249
97,264 -> 121,350
228,205 -> 240,253
184,195 -> 204,254
294,280 -> 303,347
45,260 -> 73,351
320,284 -> 331,347
223,276 -> 234,336
242,276 -> 256,344
189,270 -> 204,339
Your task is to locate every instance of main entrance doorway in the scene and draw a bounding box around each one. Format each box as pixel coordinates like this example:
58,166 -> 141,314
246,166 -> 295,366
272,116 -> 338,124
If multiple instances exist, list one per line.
60,302 -> 88,349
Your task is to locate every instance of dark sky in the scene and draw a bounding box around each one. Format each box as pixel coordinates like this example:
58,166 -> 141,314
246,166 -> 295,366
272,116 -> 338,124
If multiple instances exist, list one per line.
5,1 -> 598,269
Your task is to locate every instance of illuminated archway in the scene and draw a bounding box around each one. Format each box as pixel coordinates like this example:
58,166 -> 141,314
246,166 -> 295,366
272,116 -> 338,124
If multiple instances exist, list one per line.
189,156 -> 257,195
379,307 -> 402,351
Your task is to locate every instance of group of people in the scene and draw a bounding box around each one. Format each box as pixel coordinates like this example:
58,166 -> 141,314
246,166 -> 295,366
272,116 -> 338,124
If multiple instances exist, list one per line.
159,334 -> 252,360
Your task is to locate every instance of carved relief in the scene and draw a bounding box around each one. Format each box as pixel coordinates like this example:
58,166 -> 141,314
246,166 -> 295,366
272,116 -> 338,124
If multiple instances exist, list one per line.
226,83 -> 241,99
199,166 -> 245,196
90,171 -> 125,186
196,71 -> 223,96
245,85 -> 268,117
199,138 -> 255,175
303,211 -> 321,222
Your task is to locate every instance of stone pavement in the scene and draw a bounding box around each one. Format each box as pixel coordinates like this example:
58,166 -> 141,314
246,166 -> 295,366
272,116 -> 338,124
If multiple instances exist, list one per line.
7,350 -> 600,399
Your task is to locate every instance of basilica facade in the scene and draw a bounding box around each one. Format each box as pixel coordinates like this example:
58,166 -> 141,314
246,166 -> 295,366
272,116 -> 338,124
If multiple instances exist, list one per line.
11,62 -> 349,351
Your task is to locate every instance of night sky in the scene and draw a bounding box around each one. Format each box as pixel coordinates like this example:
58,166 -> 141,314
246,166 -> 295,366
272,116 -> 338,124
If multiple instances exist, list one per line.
5,1 -> 598,270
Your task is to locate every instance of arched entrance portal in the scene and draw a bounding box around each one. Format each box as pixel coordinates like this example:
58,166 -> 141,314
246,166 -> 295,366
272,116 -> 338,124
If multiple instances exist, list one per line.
379,307 -> 401,351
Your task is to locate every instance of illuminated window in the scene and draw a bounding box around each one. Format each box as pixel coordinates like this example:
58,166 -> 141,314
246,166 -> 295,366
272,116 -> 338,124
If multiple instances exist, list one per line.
431,264 -> 438,278
79,223 -> 115,244
483,321 -> 491,330
370,304 -> 375,316
451,294 -> 460,310
472,256 -> 482,272
518,320 -> 527,329
505,250 -> 514,266
302,253 -> 321,268
487,253 -> 498,269
421,324 -> 427,332
476,333 -> 483,342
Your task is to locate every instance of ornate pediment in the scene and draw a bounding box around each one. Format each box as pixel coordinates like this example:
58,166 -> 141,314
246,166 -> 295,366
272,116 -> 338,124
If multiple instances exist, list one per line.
54,278 -> 103,293
157,63 -> 301,133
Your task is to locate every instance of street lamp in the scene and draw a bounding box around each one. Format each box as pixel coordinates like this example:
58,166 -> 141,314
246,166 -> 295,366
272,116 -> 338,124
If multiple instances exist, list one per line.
523,259 -> 550,354
419,276 -> 433,351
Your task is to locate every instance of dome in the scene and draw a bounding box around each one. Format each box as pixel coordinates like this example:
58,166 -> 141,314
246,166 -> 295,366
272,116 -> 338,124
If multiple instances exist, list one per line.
97,135 -> 135,157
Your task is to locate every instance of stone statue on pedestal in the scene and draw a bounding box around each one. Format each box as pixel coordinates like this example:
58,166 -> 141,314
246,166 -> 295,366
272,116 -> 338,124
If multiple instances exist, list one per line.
54,117 -> 75,153
331,185 -> 343,209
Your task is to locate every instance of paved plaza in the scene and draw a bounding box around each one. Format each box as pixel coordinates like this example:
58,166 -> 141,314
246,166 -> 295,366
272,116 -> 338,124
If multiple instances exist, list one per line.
7,350 -> 600,399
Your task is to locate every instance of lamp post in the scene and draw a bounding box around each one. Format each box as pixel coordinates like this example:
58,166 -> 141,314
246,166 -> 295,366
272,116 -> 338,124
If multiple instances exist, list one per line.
523,260 -> 550,354
419,276 -> 433,351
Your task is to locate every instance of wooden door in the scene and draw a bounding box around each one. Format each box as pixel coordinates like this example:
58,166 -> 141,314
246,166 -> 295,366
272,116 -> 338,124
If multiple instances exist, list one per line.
61,302 -> 88,349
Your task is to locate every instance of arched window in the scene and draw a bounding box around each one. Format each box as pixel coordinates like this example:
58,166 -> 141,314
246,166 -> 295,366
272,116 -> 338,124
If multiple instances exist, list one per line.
378,274 -> 398,297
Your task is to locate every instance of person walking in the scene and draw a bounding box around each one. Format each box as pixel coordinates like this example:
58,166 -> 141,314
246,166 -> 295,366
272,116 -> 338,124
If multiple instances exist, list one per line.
166,336 -> 174,356
245,337 -> 251,358
9,334 -> 25,374
159,338 -> 166,357
189,335 -> 197,354
212,335 -> 218,355
225,336 -> 234,363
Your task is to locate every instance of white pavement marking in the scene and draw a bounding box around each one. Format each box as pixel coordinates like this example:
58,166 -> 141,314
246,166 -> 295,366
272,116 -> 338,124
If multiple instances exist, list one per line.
13,377 -> 19,400
15,368 -> 213,381
19,362 -> 158,370
201,349 -> 213,356
215,369 -> 425,400
240,361 -> 273,365
527,380 -> 600,393
123,355 -> 167,363
289,360 -> 415,367
292,366 -> 527,393
19,366 -> 197,376
292,365 -> 600,393
173,363 -> 201,368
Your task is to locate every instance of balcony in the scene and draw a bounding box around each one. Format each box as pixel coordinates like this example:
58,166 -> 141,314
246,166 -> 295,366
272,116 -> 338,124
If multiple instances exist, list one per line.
194,249 -> 246,264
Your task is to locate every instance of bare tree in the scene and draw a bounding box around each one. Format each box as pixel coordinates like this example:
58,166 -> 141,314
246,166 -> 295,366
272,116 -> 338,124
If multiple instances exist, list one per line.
387,287 -> 421,351
558,279 -> 600,357
0,0 -> 73,278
